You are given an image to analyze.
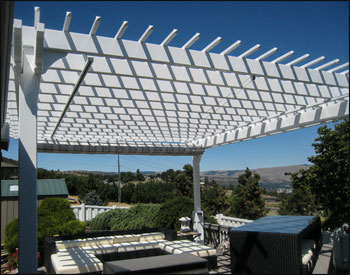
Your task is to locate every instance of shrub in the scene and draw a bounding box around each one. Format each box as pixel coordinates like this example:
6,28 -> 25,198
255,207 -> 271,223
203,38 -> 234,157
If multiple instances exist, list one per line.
156,196 -> 193,230
4,219 -> 19,254
111,204 -> 161,230
37,198 -> 81,244
89,208 -> 128,231
60,220 -> 86,236
89,204 -> 162,231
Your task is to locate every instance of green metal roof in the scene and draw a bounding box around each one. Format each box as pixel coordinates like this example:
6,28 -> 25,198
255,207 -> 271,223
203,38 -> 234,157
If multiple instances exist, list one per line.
1,179 -> 68,197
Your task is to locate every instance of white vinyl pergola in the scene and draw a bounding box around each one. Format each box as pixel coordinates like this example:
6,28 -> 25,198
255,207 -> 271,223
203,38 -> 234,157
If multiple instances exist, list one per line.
2,6 -> 349,273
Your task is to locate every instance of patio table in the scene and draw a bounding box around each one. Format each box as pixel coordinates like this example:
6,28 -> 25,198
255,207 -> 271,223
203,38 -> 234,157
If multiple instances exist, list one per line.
103,253 -> 208,274
229,215 -> 321,274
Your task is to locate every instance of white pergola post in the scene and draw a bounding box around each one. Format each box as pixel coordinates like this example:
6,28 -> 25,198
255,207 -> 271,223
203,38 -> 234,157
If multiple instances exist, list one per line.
192,154 -> 204,243
16,19 -> 44,274
18,58 -> 40,273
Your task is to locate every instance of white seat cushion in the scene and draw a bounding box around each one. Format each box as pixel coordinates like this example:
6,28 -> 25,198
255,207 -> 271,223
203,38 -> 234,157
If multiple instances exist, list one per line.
55,239 -> 86,250
113,234 -> 140,243
158,240 -> 217,257
81,240 -> 166,255
140,232 -> 165,242
51,248 -> 103,274
84,236 -> 115,247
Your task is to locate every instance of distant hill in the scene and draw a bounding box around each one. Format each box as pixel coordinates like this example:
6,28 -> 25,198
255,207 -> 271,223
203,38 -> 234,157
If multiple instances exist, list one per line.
2,157 -> 309,190
200,164 -> 310,189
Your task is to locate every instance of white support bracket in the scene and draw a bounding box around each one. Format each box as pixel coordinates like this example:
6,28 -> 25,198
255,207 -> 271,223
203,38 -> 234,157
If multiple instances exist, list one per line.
51,57 -> 94,139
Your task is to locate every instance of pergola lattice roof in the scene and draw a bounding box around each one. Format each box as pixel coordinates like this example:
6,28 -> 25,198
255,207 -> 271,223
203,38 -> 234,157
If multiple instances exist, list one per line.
5,10 -> 349,155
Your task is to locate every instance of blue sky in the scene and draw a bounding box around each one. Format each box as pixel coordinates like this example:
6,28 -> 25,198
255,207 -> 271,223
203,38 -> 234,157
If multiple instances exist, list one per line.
2,1 -> 349,172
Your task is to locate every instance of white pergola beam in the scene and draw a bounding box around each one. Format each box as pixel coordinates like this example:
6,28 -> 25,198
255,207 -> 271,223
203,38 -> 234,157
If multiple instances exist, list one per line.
194,95 -> 349,149
220,40 -> 241,55
286,54 -> 310,66
114,21 -> 128,39
34,6 -> 40,28
62,11 -> 72,32
328,62 -> 349,73
160,29 -> 178,46
239,44 -> 260,58
301,56 -> 325,68
182,33 -> 200,49
271,50 -> 294,63
89,16 -> 101,36
314,59 -> 339,70
202,37 -> 222,52
138,25 -> 153,43
255,47 -> 278,61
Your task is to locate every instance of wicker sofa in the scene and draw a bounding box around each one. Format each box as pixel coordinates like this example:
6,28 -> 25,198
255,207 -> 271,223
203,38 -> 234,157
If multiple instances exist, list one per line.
43,228 -> 217,274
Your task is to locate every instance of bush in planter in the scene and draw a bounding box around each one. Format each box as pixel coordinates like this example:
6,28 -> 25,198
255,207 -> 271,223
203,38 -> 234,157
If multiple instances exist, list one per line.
37,198 -> 85,244
156,196 -> 193,231
88,208 -> 126,231
110,204 -> 161,230
89,204 -> 161,231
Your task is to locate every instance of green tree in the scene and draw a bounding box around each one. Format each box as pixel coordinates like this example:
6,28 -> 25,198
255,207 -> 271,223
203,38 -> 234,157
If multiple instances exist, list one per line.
83,190 -> 104,206
135,169 -> 145,181
174,164 -> 193,198
228,168 -> 265,220
279,120 -> 349,229
201,179 -> 229,216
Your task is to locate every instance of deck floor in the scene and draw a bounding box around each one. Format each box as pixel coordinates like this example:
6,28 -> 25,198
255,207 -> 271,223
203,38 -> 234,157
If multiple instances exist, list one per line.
209,251 -> 231,274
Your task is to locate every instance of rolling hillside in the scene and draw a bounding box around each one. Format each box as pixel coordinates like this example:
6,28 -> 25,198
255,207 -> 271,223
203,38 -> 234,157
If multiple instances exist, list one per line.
200,164 -> 310,189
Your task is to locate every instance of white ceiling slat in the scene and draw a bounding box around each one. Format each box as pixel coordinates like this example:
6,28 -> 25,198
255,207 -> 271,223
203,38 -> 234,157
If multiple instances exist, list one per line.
160,29 -> 178,46
255,47 -> 278,61
182,33 -> 200,49
220,40 -> 241,55
239,44 -> 260,58
301,56 -> 325,68
114,21 -> 128,39
6,14 -> 349,155
89,16 -> 101,36
202,37 -> 222,52
62,11 -> 72,32
138,25 -> 154,43
328,62 -> 349,73
314,59 -> 339,70
271,51 -> 294,63
286,54 -> 310,66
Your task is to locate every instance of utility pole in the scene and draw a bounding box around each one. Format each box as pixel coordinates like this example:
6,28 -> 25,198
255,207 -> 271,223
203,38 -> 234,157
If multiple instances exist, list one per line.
118,154 -> 121,202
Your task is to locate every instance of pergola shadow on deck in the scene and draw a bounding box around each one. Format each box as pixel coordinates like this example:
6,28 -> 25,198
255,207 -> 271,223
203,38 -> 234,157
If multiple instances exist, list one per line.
1,4 -> 349,273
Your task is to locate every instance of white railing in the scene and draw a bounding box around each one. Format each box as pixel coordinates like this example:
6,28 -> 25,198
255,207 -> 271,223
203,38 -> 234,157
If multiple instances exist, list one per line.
71,203 -> 130,222
215,214 -> 253,228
